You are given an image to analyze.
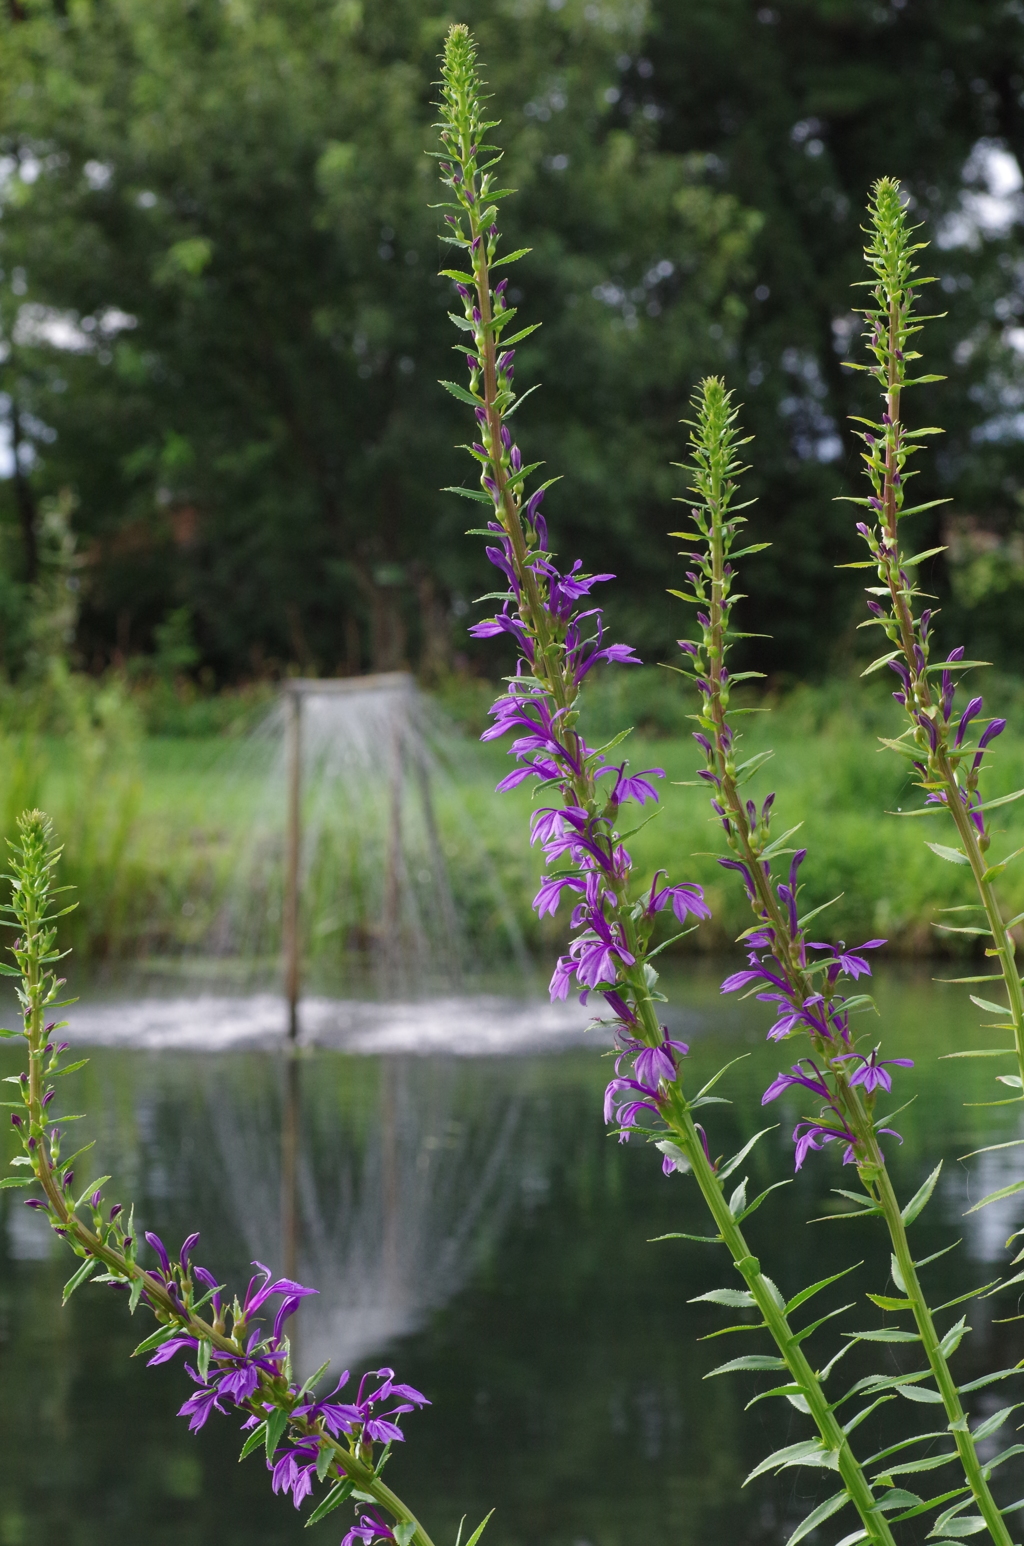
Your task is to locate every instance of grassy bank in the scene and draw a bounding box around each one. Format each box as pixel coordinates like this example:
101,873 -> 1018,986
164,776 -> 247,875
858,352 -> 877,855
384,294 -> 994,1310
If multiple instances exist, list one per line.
7,668 -> 1024,969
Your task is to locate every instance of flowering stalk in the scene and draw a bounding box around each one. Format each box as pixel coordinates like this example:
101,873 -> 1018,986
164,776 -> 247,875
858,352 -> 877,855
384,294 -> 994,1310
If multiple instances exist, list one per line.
845,177 -> 1024,1114
674,378 -> 1017,1544
434,27 -> 908,1546
1,810 -> 453,1546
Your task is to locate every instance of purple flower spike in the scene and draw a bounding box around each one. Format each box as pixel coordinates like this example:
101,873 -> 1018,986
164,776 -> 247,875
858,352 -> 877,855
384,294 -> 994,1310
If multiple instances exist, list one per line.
180,1232 -> 200,1270
955,696 -> 984,747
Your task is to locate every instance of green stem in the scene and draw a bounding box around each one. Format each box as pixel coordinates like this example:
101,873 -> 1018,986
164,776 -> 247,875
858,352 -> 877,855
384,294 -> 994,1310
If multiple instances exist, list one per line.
691,394 -> 1012,1543
14,826 -> 438,1546
664,1091 -> 898,1546
873,1162 -> 1013,1546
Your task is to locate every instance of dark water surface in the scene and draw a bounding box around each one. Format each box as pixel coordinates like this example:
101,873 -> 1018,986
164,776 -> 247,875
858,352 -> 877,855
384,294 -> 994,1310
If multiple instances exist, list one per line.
3,967 -> 1024,1546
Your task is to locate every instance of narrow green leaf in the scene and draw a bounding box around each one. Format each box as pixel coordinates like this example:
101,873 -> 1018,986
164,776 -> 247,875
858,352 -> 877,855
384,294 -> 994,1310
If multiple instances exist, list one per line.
974,1406 -> 1024,1442
861,649 -> 902,677
197,1338 -> 211,1383
239,1422 -> 268,1461
874,1450 -> 958,1481
0,1176 -> 33,1189
744,1439 -> 836,1486
843,1328 -> 920,1343
704,1355 -> 787,1378
649,1231 -> 723,1244
446,486 -> 492,504
305,1478 -> 354,1526
491,247 -> 531,268
735,1179 -> 792,1223
462,1511 -> 495,1546
926,842 -> 970,866
717,1126 -> 777,1183
62,1256 -> 98,1305
785,1261 -> 862,1315
958,1366 -> 1023,1394
964,1180 -> 1024,1214
265,1407 -> 288,1460
938,1317 -> 969,1358
688,1288 -> 756,1308
902,1162 -> 943,1226
785,1489 -> 849,1545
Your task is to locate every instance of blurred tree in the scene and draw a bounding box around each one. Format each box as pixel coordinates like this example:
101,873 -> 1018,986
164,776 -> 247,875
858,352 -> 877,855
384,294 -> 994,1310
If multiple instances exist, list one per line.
2,0 -> 1024,682
642,0 -> 1024,672
0,0 -> 755,679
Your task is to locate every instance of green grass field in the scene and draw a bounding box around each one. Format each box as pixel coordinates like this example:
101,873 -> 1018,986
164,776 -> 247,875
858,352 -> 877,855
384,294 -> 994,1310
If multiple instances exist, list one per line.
7,668 -> 1024,969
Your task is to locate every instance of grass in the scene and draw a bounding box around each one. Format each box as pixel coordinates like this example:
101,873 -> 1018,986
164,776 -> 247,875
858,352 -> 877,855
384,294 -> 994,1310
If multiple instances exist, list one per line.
2,667 -> 1022,969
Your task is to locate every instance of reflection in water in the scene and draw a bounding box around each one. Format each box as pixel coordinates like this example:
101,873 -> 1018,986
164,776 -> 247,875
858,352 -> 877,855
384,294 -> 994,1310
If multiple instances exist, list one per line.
215,1049 -> 522,1374
4,969 -> 1024,1544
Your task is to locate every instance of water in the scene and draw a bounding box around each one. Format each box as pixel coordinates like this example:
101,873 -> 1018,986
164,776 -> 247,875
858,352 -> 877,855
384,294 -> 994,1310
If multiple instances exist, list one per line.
3,967 -> 1024,1545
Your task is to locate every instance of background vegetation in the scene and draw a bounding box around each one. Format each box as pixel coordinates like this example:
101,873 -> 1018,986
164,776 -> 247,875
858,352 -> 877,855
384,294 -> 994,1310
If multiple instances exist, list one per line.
3,0 -> 1024,682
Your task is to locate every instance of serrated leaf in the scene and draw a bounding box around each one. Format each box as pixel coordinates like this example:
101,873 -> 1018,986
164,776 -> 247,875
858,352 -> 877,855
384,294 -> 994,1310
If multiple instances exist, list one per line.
866,1294 -> 914,1311
305,1478 -> 354,1526
732,1179 -> 793,1225
843,1328 -> 920,1343
926,842 -> 970,865
197,1337 -> 211,1383
688,1288 -> 756,1308
938,1316 -> 969,1358
62,1256 -> 98,1304
265,1407 -> 288,1460
239,1422 -> 268,1461
462,1511 -> 494,1546
718,1125 -> 777,1183
902,1162 -> 943,1226
744,1439 -> 837,1486
964,1179 -> 1024,1214
0,1176 -> 33,1189
446,486 -> 492,503
394,1524 -> 417,1546
874,1450 -> 958,1481
785,1489 -> 849,1545
971,1404 -> 1024,1441
785,1261 -> 862,1315
705,1355 -> 787,1378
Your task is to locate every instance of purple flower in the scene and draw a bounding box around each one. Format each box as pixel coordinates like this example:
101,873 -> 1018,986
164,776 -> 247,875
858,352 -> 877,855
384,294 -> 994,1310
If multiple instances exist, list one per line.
240,1261 -> 318,1323
838,1047 -> 913,1096
178,1370 -> 228,1432
761,1062 -> 831,1106
646,872 -> 711,924
808,939 -> 885,980
603,1075 -> 661,1136
342,1512 -> 396,1546
955,696 -> 984,747
308,1368 -> 430,1446
792,1119 -> 858,1172
270,1440 -> 320,1508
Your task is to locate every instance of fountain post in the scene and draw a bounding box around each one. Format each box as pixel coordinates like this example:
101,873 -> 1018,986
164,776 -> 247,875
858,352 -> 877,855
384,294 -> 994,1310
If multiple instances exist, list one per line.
283,685 -> 303,1040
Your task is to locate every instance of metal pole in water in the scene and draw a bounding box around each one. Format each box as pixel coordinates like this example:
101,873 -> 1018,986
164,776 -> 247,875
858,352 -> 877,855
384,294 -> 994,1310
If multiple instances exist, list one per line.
284,686 -> 302,1040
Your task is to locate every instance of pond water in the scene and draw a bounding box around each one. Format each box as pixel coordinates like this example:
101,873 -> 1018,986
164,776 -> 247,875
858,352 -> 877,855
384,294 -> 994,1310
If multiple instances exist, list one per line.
3,966 -> 1024,1546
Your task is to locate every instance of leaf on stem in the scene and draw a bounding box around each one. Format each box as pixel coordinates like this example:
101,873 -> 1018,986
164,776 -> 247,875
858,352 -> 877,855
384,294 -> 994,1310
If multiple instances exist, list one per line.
785,1489 -> 850,1545
744,1438 -> 838,1486
926,842 -> 970,865
304,1478 -> 354,1526
62,1256 -> 98,1305
902,1162 -> 943,1226
785,1261 -> 862,1315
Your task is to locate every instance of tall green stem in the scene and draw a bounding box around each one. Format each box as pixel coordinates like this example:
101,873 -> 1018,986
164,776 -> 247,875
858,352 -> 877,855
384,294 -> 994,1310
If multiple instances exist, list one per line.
690,388 -> 1013,1544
